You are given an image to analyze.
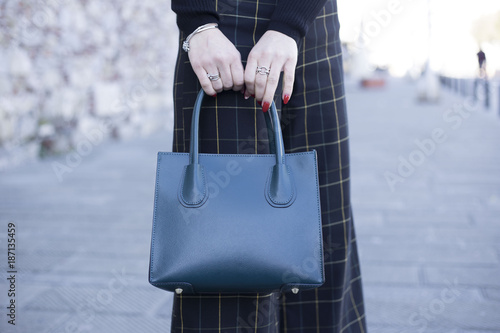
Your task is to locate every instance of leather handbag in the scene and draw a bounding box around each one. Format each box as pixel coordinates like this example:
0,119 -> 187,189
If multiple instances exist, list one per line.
149,90 -> 325,294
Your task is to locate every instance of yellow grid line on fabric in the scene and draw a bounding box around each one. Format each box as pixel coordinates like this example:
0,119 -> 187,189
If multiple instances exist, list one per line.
219,294 -> 222,333
252,0 -> 260,45
220,13 -> 271,21
301,37 -> 309,151
283,95 -> 345,110
286,136 -> 349,153
180,294 -> 184,333
320,177 -> 351,188
296,53 -> 342,69
215,98 -> 220,153
254,294 -> 260,333
348,289 -> 366,333
322,216 -> 352,228
323,5 -> 348,261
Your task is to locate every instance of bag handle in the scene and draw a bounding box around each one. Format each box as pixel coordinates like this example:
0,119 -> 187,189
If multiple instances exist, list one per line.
179,90 -> 295,208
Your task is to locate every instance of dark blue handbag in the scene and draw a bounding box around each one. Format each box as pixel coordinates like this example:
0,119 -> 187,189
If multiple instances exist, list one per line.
149,90 -> 325,294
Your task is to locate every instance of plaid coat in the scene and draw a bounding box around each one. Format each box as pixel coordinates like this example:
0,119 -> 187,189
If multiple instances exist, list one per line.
170,0 -> 367,332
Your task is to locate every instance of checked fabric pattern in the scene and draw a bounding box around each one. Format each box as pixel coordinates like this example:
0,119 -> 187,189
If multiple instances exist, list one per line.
169,0 -> 367,332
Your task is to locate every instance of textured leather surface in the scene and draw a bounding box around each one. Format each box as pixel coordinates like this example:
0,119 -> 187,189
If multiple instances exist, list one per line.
149,90 -> 324,294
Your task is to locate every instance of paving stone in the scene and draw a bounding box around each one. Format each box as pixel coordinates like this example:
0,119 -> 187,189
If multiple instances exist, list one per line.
361,263 -> 420,285
459,331 -> 500,333
1,309 -> 171,333
50,256 -> 148,276
349,79 -> 500,331
357,225 -> 500,246
365,285 -> 500,330
366,233 -> 498,255
367,325 -> 500,333
0,310 -> 69,333
24,286 -> 163,315
153,294 -> 175,319
470,211 -> 500,225
358,243 -> 499,265
383,212 -> 472,226
424,266 -> 500,288
1,250 -> 77,275
482,288 -> 500,302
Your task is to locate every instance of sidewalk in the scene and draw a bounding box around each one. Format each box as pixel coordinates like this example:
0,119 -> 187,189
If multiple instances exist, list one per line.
1,78 -> 499,332
0,131 -> 174,332
348,77 -> 500,332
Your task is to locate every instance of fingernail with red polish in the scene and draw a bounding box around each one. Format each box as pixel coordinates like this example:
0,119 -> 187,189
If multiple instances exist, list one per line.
251,94 -> 255,98
262,102 -> 270,113
212,94 -> 217,98
257,101 -> 262,106
283,94 -> 290,105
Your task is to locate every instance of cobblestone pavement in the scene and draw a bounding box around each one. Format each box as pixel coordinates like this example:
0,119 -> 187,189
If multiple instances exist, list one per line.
1,78 -> 499,332
348,77 -> 500,332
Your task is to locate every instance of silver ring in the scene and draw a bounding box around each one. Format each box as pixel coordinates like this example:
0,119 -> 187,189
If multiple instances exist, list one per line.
207,73 -> 220,81
256,66 -> 271,76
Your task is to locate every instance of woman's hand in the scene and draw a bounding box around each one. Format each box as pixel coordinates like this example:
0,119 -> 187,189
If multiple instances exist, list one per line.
244,30 -> 298,112
188,27 -> 245,96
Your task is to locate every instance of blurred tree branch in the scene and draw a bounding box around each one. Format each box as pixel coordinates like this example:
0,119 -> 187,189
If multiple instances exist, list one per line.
472,11 -> 500,45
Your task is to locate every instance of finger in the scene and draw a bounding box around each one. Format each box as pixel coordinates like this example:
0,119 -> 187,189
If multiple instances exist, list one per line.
244,57 -> 258,98
192,65 -> 217,96
282,60 -> 296,104
205,67 -> 224,93
262,62 -> 281,111
231,61 -> 245,92
254,64 -> 271,102
218,64 -> 233,91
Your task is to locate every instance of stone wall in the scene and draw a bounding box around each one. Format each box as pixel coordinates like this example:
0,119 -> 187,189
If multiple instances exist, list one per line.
0,0 -> 178,169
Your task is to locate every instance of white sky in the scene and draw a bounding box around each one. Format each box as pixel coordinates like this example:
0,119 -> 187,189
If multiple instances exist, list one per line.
338,0 -> 500,77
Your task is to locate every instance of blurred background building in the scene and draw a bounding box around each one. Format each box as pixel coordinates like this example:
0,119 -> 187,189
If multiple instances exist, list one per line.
340,0 -> 500,79
0,0 -> 177,170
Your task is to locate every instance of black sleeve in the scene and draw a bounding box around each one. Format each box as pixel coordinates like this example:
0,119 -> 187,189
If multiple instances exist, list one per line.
267,0 -> 328,43
171,0 -> 220,33
171,0 -> 327,43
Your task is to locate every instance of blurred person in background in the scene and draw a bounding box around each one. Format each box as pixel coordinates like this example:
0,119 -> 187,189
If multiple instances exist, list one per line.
477,48 -> 486,78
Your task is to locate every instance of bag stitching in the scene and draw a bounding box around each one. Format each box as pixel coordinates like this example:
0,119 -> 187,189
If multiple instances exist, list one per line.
178,165 -> 207,206
265,165 -> 295,205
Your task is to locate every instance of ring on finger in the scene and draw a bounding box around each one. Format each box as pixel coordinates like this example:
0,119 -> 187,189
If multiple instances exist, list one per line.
256,66 -> 271,76
207,73 -> 220,81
